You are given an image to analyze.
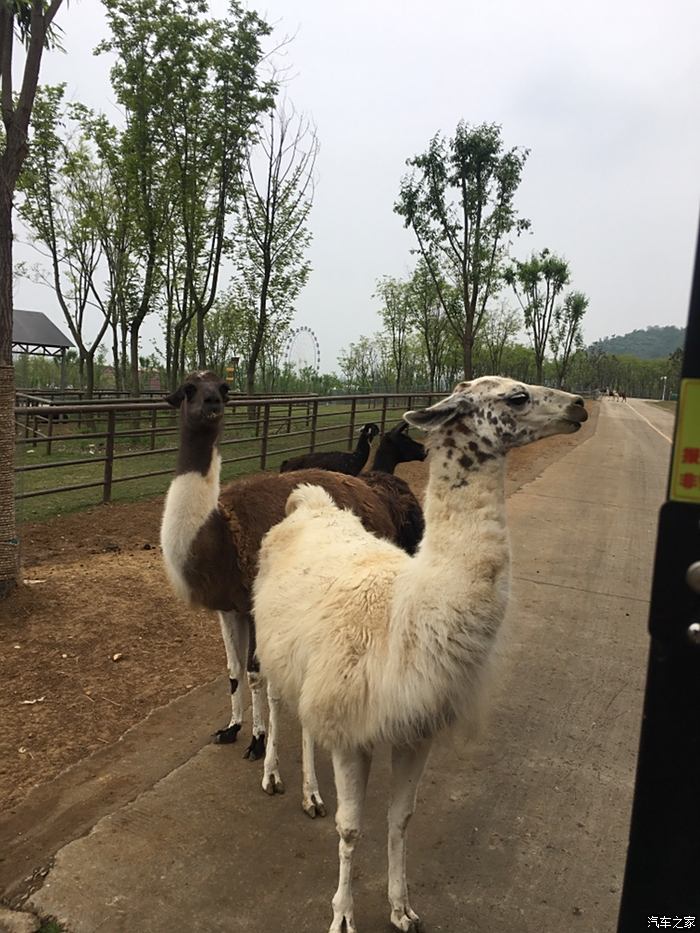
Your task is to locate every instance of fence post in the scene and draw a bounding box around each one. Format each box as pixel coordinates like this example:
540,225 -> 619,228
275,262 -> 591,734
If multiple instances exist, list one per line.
260,402 -> 271,470
103,410 -> 116,503
380,395 -> 388,435
286,401 -> 293,434
46,414 -> 54,456
310,399 -> 319,452
150,407 -> 157,451
348,397 -> 357,449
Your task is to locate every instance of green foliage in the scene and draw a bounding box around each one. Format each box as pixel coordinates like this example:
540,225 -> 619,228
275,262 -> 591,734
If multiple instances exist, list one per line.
504,248 -> 570,382
96,0 -> 274,389
589,325 -> 685,359
395,121 -> 529,377
18,84 -> 113,396
549,290 -> 589,387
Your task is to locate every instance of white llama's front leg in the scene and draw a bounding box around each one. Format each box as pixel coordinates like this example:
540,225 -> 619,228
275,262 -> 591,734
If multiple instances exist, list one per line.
329,747 -> 372,933
301,728 -> 326,818
261,681 -> 284,795
214,611 -> 248,744
387,739 -> 432,933
243,669 -> 267,760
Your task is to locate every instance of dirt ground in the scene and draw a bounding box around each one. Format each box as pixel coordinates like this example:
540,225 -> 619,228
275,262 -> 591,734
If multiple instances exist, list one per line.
1,407 -> 597,815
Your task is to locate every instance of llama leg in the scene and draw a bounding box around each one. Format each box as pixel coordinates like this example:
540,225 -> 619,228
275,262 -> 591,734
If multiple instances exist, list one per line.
213,611 -> 248,744
261,680 -> 285,795
329,747 -> 372,933
301,728 -> 326,818
243,626 -> 266,760
387,739 -> 432,933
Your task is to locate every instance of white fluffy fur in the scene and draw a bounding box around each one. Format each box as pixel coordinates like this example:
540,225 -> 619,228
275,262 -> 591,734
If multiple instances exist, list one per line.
160,449 -> 221,604
256,472 -> 508,752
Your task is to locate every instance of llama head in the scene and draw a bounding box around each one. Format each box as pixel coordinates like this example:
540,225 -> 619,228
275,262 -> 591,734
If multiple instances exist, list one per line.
385,420 -> 426,462
403,377 -> 587,463
360,423 -> 381,442
165,371 -> 229,432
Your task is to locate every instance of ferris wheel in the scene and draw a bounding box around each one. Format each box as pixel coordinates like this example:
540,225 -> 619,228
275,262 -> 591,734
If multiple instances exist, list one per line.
285,325 -> 321,374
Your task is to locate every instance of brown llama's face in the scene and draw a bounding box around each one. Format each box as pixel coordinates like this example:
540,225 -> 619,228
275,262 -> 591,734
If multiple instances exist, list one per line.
403,377 -> 587,462
165,371 -> 229,430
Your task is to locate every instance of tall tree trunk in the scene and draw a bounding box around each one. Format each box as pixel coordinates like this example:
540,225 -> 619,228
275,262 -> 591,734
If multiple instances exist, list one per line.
196,305 -> 206,369
0,194 -> 18,595
111,319 -> 121,393
130,326 -> 140,396
463,331 -> 474,380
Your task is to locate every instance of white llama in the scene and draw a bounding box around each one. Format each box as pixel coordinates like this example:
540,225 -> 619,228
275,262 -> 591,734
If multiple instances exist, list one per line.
253,376 -> 588,933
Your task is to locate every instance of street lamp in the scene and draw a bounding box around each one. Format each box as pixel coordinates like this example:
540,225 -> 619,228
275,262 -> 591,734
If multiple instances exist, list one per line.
660,374 -> 668,401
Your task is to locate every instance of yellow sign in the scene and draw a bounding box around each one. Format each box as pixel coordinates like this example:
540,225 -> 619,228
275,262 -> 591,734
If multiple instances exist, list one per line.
670,378 -> 700,503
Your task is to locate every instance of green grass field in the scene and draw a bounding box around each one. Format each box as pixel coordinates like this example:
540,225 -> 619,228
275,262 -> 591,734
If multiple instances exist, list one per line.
15,399 -> 413,524
649,400 -> 677,413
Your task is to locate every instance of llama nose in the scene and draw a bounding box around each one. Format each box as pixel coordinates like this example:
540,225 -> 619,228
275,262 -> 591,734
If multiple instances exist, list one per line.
572,396 -> 584,407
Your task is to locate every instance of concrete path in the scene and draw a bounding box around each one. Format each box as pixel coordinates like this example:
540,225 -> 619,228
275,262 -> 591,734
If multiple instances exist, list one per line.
21,399 -> 671,933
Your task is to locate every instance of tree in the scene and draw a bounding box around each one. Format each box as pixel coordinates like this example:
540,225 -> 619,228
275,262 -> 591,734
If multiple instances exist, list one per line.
481,303 -> 521,374
549,291 -> 588,387
1,0 -> 65,597
375,276 -> 412,391
233,104 -> 317,395
404,260 -> 450,391
19,85 -> 111,398
395,121 -> 529,379
338,335 -> 383,391
97,0 -> 272,393
504,248 -> 570,383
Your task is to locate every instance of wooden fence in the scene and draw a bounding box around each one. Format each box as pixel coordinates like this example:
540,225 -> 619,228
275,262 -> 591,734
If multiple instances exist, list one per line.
13,392 -> 436,517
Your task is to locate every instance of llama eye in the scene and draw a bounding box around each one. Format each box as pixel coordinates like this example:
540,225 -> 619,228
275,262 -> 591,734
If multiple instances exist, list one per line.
507,392 -> 529,407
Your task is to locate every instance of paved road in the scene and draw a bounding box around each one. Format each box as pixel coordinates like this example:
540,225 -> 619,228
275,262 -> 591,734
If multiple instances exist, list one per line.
19,400 -> 673,932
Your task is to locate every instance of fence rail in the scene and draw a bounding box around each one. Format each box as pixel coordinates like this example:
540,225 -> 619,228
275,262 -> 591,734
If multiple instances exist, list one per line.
13,392 -> 436,521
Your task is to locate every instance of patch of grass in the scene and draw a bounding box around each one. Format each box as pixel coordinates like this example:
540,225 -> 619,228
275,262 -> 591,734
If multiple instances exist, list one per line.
38,921 -> 64,933
650,400 -> 677,413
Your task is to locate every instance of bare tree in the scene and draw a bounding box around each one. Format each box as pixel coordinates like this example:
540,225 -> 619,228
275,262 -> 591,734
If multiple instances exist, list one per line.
234,104 -> 318,395
0,0 -> 65,597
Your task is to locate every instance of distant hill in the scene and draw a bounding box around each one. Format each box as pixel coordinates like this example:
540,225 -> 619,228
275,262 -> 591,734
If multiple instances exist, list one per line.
589,325 -> 685,359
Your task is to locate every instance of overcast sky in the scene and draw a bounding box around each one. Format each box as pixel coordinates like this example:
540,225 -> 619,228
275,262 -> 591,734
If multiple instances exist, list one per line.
13,0 -> 700,371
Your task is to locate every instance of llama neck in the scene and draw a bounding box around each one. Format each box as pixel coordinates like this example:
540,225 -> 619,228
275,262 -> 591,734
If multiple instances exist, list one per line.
385,447 -> 511,742
420,452 -> 507,554
371,439 -> 396,474
352,435 -> 371,470
394,447 -> 510,649
175,422 -> 220,477
160,423 -> 222,604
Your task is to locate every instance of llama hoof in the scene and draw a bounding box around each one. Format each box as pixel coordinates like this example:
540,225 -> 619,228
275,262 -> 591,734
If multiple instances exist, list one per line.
390,908 -> 424,932
302,792 -> 327,819
213,723 -> 242,744
262,771 -> 285,795
243,733 -> 266,760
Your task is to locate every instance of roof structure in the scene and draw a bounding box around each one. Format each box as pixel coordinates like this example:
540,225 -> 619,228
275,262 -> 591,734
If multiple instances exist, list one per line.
12,309 -> 74,358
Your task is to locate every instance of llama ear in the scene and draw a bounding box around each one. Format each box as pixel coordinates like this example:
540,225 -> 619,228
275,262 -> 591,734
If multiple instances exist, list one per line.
220,383 -> 230,398
165,386 -> 186,408
403,394 -> 473,432
165,383 -> 196,408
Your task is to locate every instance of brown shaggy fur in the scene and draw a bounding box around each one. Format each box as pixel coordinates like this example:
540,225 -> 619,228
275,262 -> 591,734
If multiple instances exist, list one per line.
183,468 -> 424,614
